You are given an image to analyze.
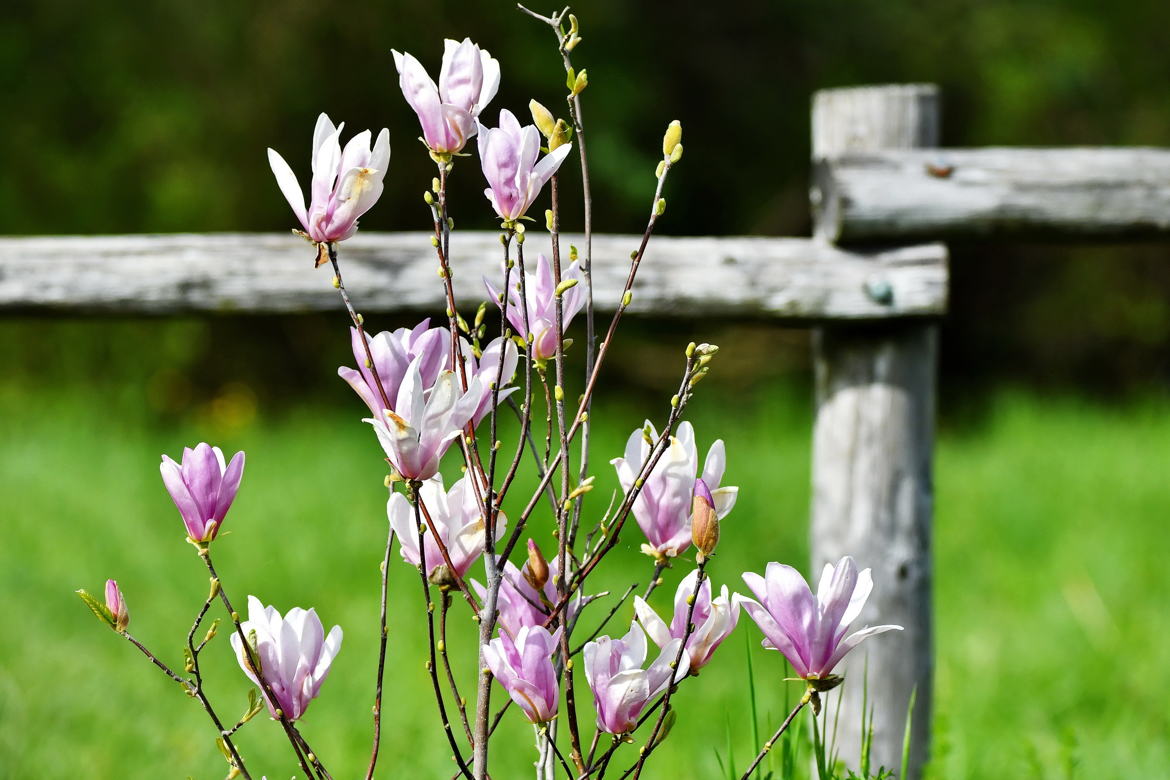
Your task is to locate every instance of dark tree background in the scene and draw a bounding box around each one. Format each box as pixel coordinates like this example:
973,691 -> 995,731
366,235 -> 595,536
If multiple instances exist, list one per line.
5,0 -> 1170,404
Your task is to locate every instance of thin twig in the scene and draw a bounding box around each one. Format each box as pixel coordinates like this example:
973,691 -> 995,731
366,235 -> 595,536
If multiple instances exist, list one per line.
202,549 -> 320,779
441,590 -> 474,744
739,695 -> 810,780
412,483 -> 475,780
365,527 -> 397,780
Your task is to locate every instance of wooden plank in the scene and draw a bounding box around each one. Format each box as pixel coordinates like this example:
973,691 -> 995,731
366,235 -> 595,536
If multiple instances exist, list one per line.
810,84 -> 936,779
814,147 -> 1170,242
0,232 -> 947,320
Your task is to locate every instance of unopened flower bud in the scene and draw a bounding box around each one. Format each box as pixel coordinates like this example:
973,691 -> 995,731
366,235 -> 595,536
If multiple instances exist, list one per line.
691,479 -> 719,562
662,120 -> 682,158
106,579 -> 129,632
530,100 -> 557,140
428,564 -> 457,589
524,539 -> 550,591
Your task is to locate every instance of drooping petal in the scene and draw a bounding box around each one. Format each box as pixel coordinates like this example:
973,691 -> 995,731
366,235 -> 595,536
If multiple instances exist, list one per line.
267,149 -> 307,228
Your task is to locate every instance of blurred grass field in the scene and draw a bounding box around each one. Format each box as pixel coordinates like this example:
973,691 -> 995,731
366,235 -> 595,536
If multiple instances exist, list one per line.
3,321 -> 1170,778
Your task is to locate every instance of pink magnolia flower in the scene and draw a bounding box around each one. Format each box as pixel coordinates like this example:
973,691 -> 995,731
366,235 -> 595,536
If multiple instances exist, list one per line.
339,320 -> 451,418
365,357 -> 483,481
485,253 -> 585,362
477,109 -> 572,223
611,422 -> 738,559
159,443 -> 245,542
268,113 -> 390,244
387,474 -> 503,579
463,336 -> 520,425
583,620 -> 689,734
105,579 -> 129,633
340,320 -> 517,427
471,558 -> 579,639
230,596 -> 342,721
735,557 -> 902,681
392,38 -> 499,155
633,569 -> 739,672
484,625 -> 561,723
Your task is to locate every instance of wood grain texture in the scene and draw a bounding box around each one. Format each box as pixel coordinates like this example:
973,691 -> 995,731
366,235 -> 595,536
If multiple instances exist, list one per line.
814,147 -> 1170,242
0,232 -> 947,320
811,84 -> 937,779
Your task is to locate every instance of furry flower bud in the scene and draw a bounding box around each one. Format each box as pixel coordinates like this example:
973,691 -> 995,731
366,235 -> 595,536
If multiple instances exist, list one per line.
662,120 -> 682,158
524,539 -> 550,591
691,478 -> 719,562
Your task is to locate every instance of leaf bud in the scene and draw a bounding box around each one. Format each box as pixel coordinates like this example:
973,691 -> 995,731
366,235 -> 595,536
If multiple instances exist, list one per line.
655,198 -> 667,216
555,278 -> 579,296
670,143 -> 684,163
572,69 -> 588,95
546,209 -> 555,231
550,119 -> 572,150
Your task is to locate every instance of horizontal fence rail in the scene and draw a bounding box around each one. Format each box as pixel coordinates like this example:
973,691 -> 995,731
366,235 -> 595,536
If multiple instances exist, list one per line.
1,232 -> 948,319
813,147 -> 1170,242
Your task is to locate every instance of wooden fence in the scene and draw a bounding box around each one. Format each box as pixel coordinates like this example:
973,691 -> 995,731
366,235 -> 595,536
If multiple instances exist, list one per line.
3,83 -> 1161,778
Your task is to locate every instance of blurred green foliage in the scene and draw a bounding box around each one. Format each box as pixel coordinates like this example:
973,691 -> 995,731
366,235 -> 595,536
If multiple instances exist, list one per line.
5,0 -> 1170,390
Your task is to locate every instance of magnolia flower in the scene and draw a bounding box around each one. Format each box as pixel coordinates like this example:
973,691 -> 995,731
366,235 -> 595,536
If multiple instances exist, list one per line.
387,474 -> 503,579
268,113 -> 390,244
611,422 -> 738,559
735,557 -> 902,681
478,109 -> 572,223
365,357 -> 483,481
160,443 -> 245,542
339,320 -> 451,418
471,558 -> 579,639
340,321 -> 517,429
230,596 -> 342,721
392,38 -> 499,156
462,336 -> 520,425
485,253 -> 585,362
583,620 -> 689,734
484,625 -> 560,723
105,579 -> 129,633
634,569 -> 739,671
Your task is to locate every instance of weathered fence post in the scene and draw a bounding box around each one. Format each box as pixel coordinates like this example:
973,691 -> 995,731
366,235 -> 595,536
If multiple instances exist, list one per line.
809,84 -> 939,778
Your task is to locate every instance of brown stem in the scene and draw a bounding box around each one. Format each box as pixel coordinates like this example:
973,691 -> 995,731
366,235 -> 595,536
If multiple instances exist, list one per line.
326,243 -> 392,414
739,696 -> 810,779
412,483 -> 475,780
626,564 -> 707,778
441,591 -> 475,744
201,549 -> 320,779
364,527 -> 397,780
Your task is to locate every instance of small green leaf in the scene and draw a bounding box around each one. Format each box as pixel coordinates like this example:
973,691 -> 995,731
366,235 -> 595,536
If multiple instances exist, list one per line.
75,589 -> 115,629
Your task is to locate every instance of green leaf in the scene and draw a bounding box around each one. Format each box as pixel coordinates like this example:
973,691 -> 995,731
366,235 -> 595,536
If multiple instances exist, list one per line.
75,589 -> 115,629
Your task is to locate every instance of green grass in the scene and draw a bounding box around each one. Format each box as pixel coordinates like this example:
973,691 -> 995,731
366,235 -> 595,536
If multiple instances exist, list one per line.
3,377 -> 1169,778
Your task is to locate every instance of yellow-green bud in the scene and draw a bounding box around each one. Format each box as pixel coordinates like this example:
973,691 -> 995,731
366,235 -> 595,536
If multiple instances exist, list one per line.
546,209 -> 555,231
554,384 -> 565,402
424,191 -> 434,205
530,99 -> 557,139
662,120 -> 682,157
550,118 -> 572,150
655,160 -> 666,179
655,198 -> 667,216
572,69 -> 588,95
670,143 -> 684,163
555,278 -> 579,296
